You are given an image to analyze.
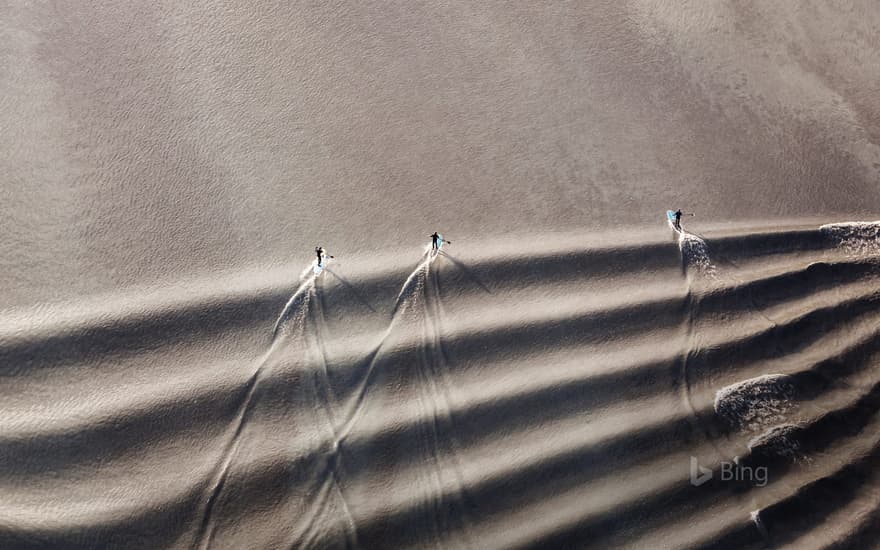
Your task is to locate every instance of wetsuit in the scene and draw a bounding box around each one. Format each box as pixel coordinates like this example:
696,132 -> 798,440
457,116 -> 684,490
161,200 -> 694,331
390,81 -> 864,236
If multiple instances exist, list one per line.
674,210 -> 683,231
431,233 -> 440,250
316,247 -> 325,266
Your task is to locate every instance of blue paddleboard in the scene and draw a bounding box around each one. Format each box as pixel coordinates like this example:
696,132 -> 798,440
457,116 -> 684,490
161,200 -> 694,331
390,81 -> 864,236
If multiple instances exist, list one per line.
436,233 -> 445,250
667,210 -> 680,230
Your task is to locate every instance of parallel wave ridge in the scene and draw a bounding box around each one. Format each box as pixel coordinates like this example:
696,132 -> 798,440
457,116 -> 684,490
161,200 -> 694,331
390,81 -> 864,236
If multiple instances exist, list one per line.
2,223 -> 880,549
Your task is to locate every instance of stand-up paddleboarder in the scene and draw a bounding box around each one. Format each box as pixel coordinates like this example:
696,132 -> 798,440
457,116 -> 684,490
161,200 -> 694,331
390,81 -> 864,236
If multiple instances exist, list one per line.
431,232 -> 451,251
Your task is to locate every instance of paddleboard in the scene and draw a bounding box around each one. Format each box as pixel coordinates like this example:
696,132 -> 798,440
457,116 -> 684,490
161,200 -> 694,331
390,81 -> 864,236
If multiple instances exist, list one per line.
667,210 -> 680,231
436,233 -> 445,250
314,255 -> 329,275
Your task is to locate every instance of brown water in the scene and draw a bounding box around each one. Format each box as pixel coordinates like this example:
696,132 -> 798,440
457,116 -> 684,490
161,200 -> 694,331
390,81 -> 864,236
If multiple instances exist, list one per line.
2,2 -> 880,548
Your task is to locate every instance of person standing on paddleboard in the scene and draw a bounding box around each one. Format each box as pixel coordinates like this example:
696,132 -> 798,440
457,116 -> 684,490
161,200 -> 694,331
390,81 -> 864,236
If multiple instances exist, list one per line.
673,210 -> 694,231
430,232 -> 451,251
315,246 -> 333,267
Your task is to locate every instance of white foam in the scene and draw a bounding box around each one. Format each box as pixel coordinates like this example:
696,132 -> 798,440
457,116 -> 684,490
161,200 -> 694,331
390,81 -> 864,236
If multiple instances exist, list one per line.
273,266 -> 318,336
678,232 -> 717,277
750,509 -> 769,539
393,246 -> 437,314
820,220 -> 880,257
301,260 -> 319,280
714,374 -> 796,432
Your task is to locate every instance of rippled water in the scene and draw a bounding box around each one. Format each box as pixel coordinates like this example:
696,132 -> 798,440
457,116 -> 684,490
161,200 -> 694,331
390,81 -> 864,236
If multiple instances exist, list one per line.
3,222 -> 880,548
4,2 -> 880,548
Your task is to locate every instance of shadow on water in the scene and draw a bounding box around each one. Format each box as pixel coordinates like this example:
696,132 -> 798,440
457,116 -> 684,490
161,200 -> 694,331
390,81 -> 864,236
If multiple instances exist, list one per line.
438,251 -> 493,294
324,268 -> 377,313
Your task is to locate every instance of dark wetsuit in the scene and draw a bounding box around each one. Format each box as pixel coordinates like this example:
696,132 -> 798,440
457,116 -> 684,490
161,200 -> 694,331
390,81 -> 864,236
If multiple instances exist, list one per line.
431,233 -> 440,250
316,247 -> 325,266
674,210 -> 683,231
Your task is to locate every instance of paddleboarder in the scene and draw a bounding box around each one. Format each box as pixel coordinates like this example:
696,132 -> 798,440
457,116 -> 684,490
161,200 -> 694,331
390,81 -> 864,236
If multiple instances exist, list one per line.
672,210 -> 695,231
430,232 -> 450,251
315,246 -> 333,267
